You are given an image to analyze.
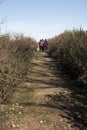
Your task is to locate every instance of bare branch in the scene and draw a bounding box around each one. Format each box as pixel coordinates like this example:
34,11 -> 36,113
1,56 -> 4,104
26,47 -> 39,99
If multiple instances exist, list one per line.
0,17 -> 6,24
0,0 -> 6,4
0,0 -> 3,4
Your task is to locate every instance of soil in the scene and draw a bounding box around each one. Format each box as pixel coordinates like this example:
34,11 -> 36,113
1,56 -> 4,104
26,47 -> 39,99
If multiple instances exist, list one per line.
0,52 -> 87,130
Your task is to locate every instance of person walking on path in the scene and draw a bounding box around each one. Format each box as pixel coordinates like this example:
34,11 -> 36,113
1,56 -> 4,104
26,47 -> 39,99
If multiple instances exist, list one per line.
43,39 -> 48,51
38,39 -> 42,51
38,39 -> 44,52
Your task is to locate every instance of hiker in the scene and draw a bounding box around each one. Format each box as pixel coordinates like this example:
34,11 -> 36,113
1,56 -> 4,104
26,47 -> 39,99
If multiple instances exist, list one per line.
38,39 -> 42,50
43,39 -> 48,50
38,39 -> 44,51
41,39 -> 44,52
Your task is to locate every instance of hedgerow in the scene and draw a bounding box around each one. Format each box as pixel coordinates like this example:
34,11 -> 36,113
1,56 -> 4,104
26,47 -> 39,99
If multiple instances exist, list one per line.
48,29 -> 87,87
0,34 -> 37,103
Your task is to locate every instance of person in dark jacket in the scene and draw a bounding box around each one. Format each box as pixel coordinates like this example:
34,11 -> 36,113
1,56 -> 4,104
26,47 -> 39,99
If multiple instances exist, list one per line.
43,39 -> 48,50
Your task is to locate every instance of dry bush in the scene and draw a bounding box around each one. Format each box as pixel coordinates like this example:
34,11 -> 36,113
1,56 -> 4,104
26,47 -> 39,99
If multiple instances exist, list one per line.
48,29 -> 87,87
0,34 -> 37,103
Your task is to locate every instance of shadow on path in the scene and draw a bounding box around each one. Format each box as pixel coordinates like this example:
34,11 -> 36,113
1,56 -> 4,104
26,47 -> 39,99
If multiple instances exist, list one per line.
25,52 -> 87,130
45,92 -> 87,130
5,52 -> 87,130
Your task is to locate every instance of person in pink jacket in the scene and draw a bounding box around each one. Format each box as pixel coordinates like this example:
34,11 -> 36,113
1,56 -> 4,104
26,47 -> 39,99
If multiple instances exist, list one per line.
38,39 -> 44,51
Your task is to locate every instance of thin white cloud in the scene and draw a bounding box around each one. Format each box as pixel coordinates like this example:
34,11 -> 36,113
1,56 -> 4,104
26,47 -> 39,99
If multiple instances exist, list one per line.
2,21 -> 65,41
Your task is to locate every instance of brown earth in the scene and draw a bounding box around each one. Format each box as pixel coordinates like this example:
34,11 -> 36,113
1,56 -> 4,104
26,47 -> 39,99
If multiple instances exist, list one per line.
0,52 -> 87,130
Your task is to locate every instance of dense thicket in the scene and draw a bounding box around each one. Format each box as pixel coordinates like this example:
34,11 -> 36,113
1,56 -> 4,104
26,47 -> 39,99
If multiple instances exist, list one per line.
0,34 -> 37,103
48,29 -> 87,87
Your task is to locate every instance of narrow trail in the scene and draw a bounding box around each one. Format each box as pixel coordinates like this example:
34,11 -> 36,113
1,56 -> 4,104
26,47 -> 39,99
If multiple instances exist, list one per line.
1,52 -> 87,130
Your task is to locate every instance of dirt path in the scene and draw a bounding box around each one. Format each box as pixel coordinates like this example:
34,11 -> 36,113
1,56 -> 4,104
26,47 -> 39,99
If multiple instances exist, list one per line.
0,52 -> 87,130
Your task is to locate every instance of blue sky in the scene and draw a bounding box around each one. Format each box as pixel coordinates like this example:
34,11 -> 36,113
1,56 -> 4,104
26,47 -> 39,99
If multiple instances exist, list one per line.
0,0 -> 87,41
